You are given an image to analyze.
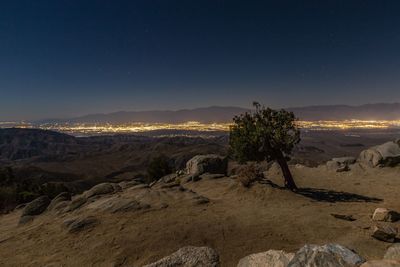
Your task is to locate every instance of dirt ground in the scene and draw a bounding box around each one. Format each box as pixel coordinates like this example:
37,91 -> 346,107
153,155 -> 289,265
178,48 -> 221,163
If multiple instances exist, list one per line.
0,164 -> 399,266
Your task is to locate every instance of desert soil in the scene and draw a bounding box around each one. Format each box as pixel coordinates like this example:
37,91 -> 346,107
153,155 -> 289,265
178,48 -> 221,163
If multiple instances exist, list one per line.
0,164 -> 399,266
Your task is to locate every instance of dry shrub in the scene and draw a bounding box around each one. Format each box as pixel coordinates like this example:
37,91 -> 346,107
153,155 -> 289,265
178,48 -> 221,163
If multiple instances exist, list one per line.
237,164 -> 263,187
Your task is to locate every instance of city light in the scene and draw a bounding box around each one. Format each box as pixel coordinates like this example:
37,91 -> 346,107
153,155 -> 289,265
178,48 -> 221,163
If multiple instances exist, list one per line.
1,119 -> 400,136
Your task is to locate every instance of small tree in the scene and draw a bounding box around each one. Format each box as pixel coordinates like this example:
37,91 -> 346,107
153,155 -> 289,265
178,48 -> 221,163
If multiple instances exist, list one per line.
229,102 -> 300,191
146,155 -> 173,183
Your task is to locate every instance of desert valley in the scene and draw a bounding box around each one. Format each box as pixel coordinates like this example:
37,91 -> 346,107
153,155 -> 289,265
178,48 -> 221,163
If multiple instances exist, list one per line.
0,118 -> 400,266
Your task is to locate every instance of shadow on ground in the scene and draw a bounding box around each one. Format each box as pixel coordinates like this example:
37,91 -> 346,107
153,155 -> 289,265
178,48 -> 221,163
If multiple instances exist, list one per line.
260,179 -> 383,203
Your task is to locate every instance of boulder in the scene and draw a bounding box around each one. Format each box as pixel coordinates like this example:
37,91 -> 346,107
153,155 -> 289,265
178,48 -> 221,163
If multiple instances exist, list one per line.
385,244 -> 400,260
83,183 -> 116,198
287,244 -> 365,267
143,246 -> 219,267
360,260 -> 400,267
47,192 -> 71,211
186,155 -> 227,176
373,208 -> 400,222
326,160 -> 349,172
333,157 -> 357,165
372,225 -> 398,243
237,250 -> 294,267
64,216 -> 99,233
359,141 -> 400,167
21,196 -> 51,217
68,196 -> 87,211
326,157 -> 355,172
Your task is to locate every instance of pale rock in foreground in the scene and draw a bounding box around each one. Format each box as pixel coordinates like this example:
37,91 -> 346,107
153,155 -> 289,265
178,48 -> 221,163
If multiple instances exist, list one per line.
372,208 -> 400,222
21,195 -> 51,217
237,250 -> 294,267
372,225 -> 398,243
326,157 -> 356,172
83,182 -> 116,198
143,246 -> 219,267
359,140 -> 400,167
19,195 -> 51,224
186,154 -> 227,176
360,260 -> 400,267
47,192 -> 71,211
287,244 -> 365,267
385,244 -> 400,260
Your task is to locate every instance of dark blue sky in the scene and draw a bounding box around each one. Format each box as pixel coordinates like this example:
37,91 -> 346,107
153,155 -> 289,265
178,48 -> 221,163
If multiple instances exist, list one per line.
1,0 -> 400,120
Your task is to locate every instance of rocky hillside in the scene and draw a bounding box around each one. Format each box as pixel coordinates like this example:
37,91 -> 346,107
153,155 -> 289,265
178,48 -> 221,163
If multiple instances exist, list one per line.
0,129 -> 228,212
0,153 -> 399,266
0,128 -> 81,161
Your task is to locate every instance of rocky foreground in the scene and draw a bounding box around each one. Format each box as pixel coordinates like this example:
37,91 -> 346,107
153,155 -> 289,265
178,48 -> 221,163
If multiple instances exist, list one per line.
0,142 -> 400,266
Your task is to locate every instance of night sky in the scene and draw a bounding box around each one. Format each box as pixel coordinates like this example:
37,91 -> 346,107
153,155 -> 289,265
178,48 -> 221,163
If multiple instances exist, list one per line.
1,1 -> 400,120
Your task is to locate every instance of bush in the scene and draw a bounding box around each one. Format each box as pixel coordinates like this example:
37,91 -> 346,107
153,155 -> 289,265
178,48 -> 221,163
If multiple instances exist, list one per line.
0,186 -> 17,213
146,155 -> 173,183
237,164 -> 263,187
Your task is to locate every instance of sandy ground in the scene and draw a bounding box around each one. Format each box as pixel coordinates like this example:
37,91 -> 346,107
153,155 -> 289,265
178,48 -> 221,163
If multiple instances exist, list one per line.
0,164 -> 399,267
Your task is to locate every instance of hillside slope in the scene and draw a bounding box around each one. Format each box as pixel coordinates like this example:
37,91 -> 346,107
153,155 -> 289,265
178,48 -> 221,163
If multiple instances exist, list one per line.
0,165 -> 399,266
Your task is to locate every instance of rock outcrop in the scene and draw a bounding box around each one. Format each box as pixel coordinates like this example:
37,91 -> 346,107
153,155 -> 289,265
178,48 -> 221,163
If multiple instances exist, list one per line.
21,195 -> 51,217
186,154 -> 227,177
385,244 -> 400,260
19,196 -> 51,224
83,183 -> 116,198
68,196 -> 87,211
372,208 -> 400,222
287,244 -> 365,267
372,225 -> 398,243
143,246 -> 219,267
326,157 -> 356,172
64,216 -> 99,233
237,250 -> 294,267
359,140 -> 400,167
47,192 -> 71,211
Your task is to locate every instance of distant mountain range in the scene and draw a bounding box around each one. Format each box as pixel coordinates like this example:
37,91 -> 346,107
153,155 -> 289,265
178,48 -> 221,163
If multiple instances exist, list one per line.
37,103 -> 400,124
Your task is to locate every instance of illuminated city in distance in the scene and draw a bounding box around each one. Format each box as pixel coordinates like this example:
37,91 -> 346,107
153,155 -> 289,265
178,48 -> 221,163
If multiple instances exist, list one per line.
1,120 -> 400,136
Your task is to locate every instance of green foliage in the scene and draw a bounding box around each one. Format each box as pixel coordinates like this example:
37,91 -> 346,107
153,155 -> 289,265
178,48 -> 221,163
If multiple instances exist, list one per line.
146,155 -> 173,183
229,102 -> 300,163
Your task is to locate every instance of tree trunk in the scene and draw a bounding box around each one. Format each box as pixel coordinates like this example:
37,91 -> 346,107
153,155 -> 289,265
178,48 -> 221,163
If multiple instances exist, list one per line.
275,151 -> 298,191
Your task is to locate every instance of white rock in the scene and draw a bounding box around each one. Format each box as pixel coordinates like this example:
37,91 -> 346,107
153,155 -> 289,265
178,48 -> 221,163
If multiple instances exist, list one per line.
237,250 -> 294,267
287,244 -> 365,267
186,154 -> 227,176
373,208 -> 400,222
143,246 -> 219,267
359,141 -> 400,167
385,244 -> 400,260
